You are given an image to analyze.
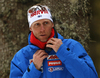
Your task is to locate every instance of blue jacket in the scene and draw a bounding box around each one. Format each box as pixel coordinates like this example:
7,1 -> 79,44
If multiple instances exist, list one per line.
10,33 -> 98,78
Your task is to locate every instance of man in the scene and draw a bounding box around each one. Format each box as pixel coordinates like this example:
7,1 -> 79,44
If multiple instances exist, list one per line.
10,4 -> 98,78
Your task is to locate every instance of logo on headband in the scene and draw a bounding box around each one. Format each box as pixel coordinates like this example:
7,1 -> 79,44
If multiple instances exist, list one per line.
38,15 -> 42,18
30,10 -> 48,18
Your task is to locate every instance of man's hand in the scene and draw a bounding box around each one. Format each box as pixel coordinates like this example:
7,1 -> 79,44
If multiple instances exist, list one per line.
33,50 -> 48,70
46,38 -> 63,52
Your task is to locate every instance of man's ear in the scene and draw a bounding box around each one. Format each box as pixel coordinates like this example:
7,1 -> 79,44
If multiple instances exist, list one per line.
52,23 -> 54,27
29,27 -> 32,31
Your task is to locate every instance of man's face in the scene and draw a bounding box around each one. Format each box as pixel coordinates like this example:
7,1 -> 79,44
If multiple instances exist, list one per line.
30,19 -> 54,42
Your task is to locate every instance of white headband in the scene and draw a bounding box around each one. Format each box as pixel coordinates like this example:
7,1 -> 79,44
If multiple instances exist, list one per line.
27,5 -> 53,28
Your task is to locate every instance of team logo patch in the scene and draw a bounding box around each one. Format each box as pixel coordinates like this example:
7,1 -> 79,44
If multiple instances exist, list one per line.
48,67 -> 64,72
48,60 -> 62,66
47,55 -> 59,60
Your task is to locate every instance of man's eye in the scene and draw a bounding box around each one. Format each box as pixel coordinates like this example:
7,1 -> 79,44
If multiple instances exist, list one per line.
34,23 -> 40,28
35,23 -> 40,26
44,22 -> 49,25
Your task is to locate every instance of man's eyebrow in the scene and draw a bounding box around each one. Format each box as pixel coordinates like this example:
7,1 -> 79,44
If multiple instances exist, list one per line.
34,22 -> 40,24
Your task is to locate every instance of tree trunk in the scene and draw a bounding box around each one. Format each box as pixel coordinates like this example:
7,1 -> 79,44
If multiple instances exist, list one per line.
41,0 -> 91,52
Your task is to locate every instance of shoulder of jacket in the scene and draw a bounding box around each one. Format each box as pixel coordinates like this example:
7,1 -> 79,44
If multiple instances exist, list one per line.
13,45 -> 39,60
62,39 -> 80,50
63,39 -> 78,45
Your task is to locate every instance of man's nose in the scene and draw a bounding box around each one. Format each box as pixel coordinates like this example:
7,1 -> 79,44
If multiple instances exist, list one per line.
40,24 -> 45,32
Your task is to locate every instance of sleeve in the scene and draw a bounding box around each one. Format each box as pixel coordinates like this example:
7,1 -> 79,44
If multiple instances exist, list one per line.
10,54 -> 41,78
56,40 -> 98,78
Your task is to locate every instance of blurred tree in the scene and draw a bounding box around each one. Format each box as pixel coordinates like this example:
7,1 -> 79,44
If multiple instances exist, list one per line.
41,0 -> 91,52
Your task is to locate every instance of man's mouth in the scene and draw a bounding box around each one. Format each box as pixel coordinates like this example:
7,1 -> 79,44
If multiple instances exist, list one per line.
40,35 -> 46,36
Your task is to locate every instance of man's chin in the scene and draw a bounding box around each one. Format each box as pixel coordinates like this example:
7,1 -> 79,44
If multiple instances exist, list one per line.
41,40 -> 47,42
39,39 -> 48,42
